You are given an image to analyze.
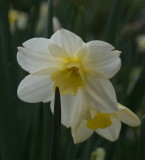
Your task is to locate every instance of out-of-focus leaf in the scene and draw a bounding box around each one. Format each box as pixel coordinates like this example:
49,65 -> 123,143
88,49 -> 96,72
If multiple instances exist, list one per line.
0,0 -> 18,159
127,61 -> 145,111
104,0 -> 125,43
29,0 -> 41,37
45,0 -> 53,38
137,117 -> 145,160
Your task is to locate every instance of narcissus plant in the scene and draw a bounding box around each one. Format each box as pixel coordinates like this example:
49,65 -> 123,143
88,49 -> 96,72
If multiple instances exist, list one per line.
17,29 -> 121,127
71,103 -> 141,143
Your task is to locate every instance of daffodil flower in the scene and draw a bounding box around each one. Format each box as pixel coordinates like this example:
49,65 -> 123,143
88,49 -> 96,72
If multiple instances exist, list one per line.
71,103 -> 141,143
9,9 -> 28,33
17,29 -> 121,127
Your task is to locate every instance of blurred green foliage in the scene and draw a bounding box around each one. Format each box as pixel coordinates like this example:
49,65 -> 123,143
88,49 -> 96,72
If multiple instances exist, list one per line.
1,0 -> 145,159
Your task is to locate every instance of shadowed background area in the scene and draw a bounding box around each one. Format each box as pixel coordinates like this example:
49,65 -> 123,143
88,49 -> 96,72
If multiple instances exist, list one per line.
0,0 -> 145,159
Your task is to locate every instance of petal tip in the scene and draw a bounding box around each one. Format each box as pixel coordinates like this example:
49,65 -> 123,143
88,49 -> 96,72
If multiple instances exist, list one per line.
115,50 -> 122,56
17,46 -> 23,51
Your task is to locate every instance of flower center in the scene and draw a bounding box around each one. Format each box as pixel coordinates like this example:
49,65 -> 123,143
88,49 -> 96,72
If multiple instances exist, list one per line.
67,66 -> 78,76
50,60 -> 84,95
86,112 -> 112,130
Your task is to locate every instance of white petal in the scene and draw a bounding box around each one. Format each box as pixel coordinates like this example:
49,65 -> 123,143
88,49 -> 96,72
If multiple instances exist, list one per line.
50,28 -> 84,57
47,41 -> 69,58
71,120 -> 93,144
17,74 -> 54,103
84,76 -> 118,113
79,41 -> 121,78
116,103 -> 141,127
23,38 -> 50,52
17,38 -> 54,73
50,91 -> 89,128
96,117 -> 121,141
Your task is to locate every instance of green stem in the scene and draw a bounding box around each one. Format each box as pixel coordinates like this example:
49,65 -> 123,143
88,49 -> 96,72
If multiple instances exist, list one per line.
51,87 -> 61,160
